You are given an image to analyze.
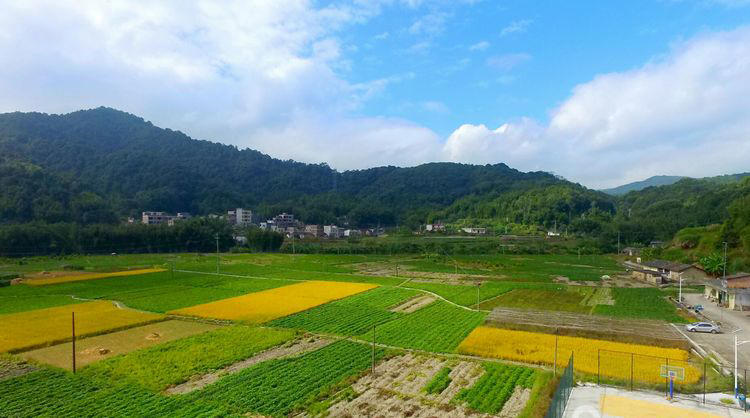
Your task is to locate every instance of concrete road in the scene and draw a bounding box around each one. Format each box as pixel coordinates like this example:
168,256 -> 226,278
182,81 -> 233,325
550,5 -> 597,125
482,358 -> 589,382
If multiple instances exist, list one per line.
683,293 -> 750,370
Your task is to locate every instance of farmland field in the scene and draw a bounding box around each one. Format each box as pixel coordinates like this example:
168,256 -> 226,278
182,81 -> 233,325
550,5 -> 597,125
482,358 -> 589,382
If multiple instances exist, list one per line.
269,286 -> 419,335
23,268 -> 165,286
85,325 -> 296,391
170,280 -> 377,322
361,300 -> 486,352
0,252 -> 681,416
458,327 -> 701,384
477,288 -> 593,313
187,340 -> 385,416
0,300 -> 164,353
22,320 -> 220,370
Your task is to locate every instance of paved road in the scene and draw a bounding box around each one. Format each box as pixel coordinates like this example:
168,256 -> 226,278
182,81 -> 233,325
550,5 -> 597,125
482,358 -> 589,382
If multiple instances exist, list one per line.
683,293 -> 750,370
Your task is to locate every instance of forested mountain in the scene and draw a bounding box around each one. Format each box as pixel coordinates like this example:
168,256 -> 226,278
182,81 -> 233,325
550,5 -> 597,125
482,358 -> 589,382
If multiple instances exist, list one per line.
601,175 -> 685,196
0,107 -> 598,227
1,107 -> 748,255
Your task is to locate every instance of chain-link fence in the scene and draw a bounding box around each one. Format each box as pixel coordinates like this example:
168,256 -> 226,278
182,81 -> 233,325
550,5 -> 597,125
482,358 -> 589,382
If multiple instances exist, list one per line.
597,349 -> 747,411
545,354 -> 574,418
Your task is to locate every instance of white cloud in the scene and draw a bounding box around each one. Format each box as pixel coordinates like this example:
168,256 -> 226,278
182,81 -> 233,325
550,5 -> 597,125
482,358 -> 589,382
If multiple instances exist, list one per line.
0,0 -> 441,170
444,26 -> 750,188
486,53 -> 531,71
469,40 -> 490,51
500,19 -> 532,37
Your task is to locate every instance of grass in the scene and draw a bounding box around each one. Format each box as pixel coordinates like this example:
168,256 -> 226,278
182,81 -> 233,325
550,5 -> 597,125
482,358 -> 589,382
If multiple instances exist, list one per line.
84,325 -> 296,391
22,320 -> 220,370
269,286 -> 418,335
360,301 -> 486,352
0,284 -> 83,314
478,288 -> 592,313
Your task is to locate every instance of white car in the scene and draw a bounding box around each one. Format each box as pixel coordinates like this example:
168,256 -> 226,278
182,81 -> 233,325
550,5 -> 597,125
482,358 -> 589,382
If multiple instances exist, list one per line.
686,322 -> 721,334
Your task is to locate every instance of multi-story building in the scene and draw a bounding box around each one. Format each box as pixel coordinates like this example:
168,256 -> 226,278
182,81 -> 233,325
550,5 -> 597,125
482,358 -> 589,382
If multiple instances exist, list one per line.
142,211 -> 190,225
273,213 -> 295,229
227,208 -> 254,226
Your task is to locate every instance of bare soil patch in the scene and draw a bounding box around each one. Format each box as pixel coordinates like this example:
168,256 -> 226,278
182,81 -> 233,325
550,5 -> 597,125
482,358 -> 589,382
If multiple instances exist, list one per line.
328,354 -> 522,417
498,386 -> 530,418
166,336 -> 331,394
0,357 -> 36,381
390,295 -> 436,313
22,320 -> 219,370
486,307 -> 687,348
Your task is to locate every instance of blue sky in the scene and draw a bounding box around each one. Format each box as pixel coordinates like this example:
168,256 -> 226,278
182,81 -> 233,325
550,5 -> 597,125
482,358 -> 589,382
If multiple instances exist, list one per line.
346,0 -> 750,136
0,0 -> 749,188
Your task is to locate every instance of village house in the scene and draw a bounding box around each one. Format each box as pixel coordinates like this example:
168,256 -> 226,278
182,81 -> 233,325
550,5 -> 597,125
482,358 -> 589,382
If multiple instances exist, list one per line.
704,273 -> 750,311
425,222 -> 445,232
304,224 -> 324,237
630,267 -> 666,285
641,260 -> 709,282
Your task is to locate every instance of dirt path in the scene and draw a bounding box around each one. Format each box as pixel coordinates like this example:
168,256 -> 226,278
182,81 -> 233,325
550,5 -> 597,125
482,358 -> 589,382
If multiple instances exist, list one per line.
499,386 -> 531,417
165,336 -> 332,395
390,295 -> 436,313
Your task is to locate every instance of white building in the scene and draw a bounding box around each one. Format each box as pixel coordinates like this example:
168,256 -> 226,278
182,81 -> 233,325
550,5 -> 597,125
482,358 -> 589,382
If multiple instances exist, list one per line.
462,227 -> 487,235
228,208 -> 254,226
324,225 -> 343,238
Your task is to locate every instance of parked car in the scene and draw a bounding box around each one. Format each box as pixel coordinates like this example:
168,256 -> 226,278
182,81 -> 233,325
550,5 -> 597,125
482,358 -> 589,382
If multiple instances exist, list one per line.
694,304 -> 704,313
686,322 -> 720,333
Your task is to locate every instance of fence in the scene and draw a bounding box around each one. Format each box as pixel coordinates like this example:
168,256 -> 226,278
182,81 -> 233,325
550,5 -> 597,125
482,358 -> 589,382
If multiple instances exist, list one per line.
545,354 -> 574,418
597,349 -> 748,411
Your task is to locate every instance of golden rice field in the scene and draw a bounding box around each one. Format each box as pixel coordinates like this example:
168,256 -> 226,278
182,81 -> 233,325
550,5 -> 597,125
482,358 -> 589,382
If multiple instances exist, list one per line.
0,301 -> 165,353
458,327 -> 701,384
25,268 -> 166,286
169,280 -> 378,323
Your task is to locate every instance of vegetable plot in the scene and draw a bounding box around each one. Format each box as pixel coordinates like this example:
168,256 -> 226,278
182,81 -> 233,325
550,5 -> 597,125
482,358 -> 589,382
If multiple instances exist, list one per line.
269,287 -> 418,335
360,301 -> 486,352
190,340 -> 385,416
455,363 -> 537,414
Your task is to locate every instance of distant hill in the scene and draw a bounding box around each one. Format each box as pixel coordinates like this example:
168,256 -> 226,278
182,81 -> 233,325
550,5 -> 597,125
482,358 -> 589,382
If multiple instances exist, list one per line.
601,175 -> 685,195
0,107 -> 607,228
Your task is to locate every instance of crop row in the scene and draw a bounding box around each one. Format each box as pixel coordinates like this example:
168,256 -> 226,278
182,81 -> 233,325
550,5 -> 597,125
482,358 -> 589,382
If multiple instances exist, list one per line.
423,366 -> 452,394
189,340 -> 385,416
269,287 -> 418,335
455,363 -> 536,414
594,287 -> 686,323
0,368 -> 233,417
360,301 -> 486,352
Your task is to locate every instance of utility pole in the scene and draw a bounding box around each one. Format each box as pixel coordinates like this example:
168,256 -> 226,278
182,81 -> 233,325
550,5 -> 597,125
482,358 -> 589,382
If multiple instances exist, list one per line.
72,312 -> 76,373
476,282 -> 481,308
371,324 -> 376,375
617,231 -> 621,255
215,233 -> 220,275
679,273 -> 684,303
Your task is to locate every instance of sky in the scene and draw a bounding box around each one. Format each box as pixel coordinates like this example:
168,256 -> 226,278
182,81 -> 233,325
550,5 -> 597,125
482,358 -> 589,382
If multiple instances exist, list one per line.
1,1 -> 749,188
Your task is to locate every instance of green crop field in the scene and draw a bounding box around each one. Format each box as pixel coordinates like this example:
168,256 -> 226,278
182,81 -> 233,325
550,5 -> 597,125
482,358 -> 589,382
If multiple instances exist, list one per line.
361,301 -> 486,352
269,286 -> 419,335
594,287 -> 689,323
84,325 -> 296,391
478,288 -> 593,313
188,340 -> 385,416
455,363 -> 538,414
